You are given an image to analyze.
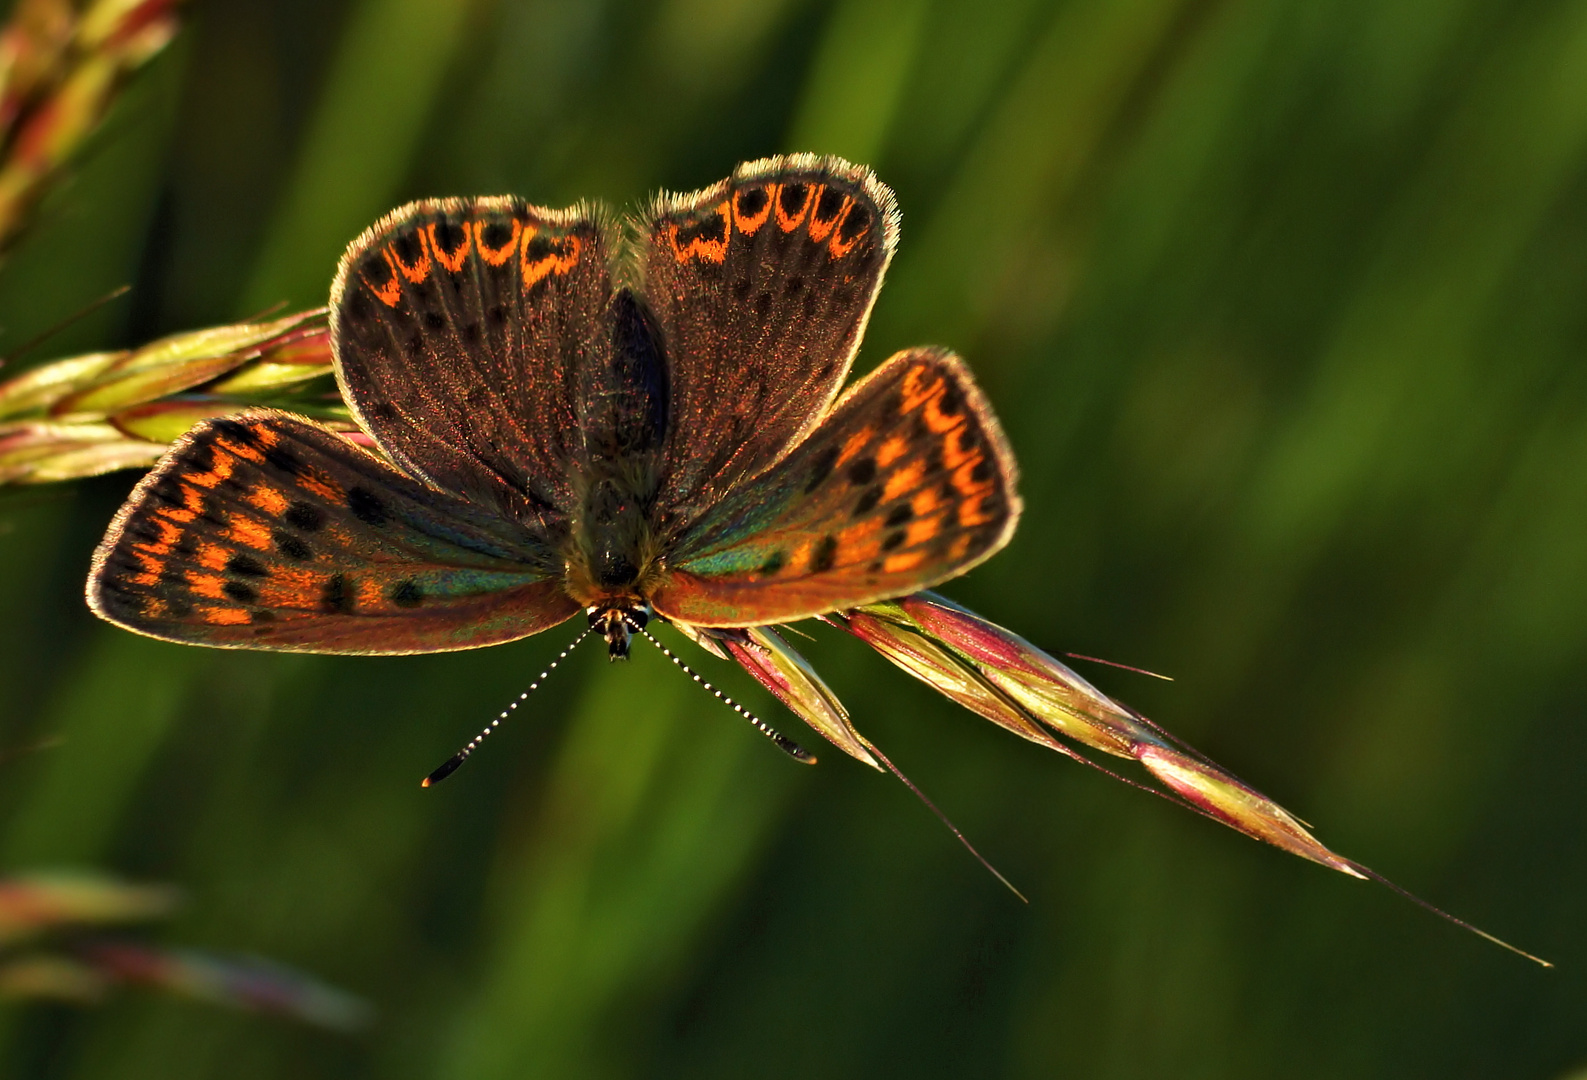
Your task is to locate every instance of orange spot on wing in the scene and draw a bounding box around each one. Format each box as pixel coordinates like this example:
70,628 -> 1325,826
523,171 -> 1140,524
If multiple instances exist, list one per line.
476,219 -> 522,265
828,201 -> 867,258
248,485 -> 287,515
297,472 -> 342,502
668,202 -> 731,264
958,493 -> 997,527
426,221 -> 472,271
806,190 -> 847,243
943,433 -> 980,472
839,517 -> 884,559
217,438 -> 262,466
883,459 -> 926,501
922,395 -> 963,435
901,365 -> 944,411
187,572 -> 226,600
357,578 -> 385,608
386,235 -> 432,283
882,551 -> 927,574
951,456 -> 993,495
905,515 -> 942,547
152,483 -> 204,525
195,542 -> 228,570
226,516 -> 271,550
775,184 -> 811,231
362,259 -> 402,307
140,516 -> 182,551
947,534 -> 973,560
788,538 -> 813,573
258,568 -> 320,607
911,487 -> 942,516
733,185 -> 773,235
128,549 -> 161,586
836,427 -> 874,466
521,229 -> 583,290
200,606 -> 251,626
876,434 -> 908,467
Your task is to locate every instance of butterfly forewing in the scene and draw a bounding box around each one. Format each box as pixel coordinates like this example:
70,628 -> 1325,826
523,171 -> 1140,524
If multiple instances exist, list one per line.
88,412 -> 580,654
331,197 -> 611,529
651,348 -> 1020,626
641,155 -> 899,523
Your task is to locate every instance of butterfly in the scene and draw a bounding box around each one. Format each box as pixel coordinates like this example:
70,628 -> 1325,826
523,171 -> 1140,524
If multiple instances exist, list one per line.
86,155 -> 1021,765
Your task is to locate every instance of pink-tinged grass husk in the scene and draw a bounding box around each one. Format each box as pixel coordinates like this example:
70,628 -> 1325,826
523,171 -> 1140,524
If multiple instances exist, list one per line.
840,592 -> 1550,965
0,311 -> 336,484
685,624 -> 877,767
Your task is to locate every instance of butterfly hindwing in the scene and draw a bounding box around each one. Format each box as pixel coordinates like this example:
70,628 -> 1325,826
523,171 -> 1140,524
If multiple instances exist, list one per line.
331,197 -> 611,528
650,348 -> 1020,626
641,155 -> 899,520
88,411 -> 580,654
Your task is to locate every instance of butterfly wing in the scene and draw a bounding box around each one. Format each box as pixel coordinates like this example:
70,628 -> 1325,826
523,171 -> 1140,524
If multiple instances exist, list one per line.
650,348 -> 1020,626
640,155 -> 898,521
331,197 -> 611,528
88,412 -> 580,654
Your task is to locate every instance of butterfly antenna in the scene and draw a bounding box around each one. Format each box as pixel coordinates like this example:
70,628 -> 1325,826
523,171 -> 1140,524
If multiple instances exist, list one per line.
421,627 -> 592,787
638,628 -> 818,764
858,736 -> 1027,903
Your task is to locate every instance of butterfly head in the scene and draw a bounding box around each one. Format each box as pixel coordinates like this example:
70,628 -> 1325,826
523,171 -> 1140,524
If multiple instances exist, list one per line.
587,601 -> 652,661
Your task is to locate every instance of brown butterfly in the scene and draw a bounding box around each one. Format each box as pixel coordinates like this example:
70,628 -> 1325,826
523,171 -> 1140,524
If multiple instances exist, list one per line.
86,155 -> 1020,771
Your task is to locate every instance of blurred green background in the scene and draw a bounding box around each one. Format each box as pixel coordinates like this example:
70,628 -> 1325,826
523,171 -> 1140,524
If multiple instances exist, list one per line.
3,0 -> 1587,1075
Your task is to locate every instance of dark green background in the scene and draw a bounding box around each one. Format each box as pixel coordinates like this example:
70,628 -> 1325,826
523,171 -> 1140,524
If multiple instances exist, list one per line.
2,0 -> 1585,1076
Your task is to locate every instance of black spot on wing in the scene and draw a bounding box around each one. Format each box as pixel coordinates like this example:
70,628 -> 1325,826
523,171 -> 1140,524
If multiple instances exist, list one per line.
847,457 -> 876,486
391,580 -> 423,608
322,574 -> 354,614
838,203 -> 871,245
262,444 -> 304,476
223,581 -> 257,603
814,187 -> 845,224
812,535 -> 838,573
348,486 -> 388,526
274,530 -> 312,561
285,502 -> 324,532
805,446 -> 838,493
779,184 -> 809,217
226,553 -> 268,578
735,187 -> 769,217
479,220 -> 516,251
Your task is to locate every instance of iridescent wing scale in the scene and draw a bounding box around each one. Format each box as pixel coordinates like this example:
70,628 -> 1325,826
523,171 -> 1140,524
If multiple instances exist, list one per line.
87,412 -> 579,654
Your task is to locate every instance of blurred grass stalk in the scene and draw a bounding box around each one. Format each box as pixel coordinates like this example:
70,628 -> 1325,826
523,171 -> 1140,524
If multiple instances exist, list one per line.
0,309 -> 346,484
0,871 -> 371,1030
0,0 -> 186,259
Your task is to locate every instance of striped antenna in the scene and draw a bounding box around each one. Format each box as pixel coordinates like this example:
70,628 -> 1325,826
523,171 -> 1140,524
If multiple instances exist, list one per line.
421,627 -> 592,786
639,628 -> 817,764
